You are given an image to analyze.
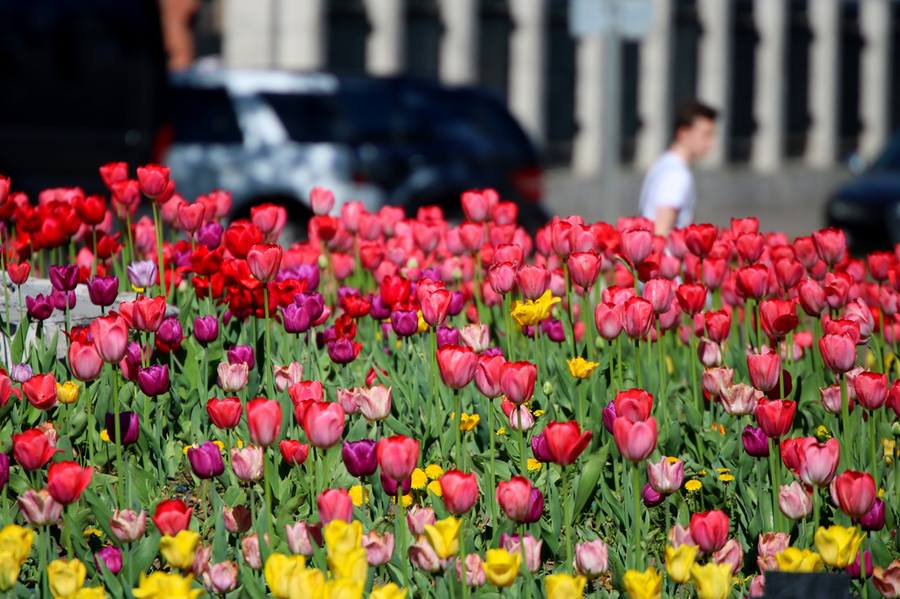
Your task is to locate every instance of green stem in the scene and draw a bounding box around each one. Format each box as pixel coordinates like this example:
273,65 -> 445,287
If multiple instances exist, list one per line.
263,286 -> 273,396
840,374 -> 851,470
869,411 -> 879,488
635,338 -> 643,389
517,409 -> 527,476
488,400 -> 498,540
769,438 -> 782,532
151,202 -> 166,298
396,488 -> 410,587
563,264 -> 578,356
631,462 -> 642,569
518,522 -> 532,599
563,466 -> 574,569
455,390 -> 462,468
112,367 -> 125,507
459,515 -> 469,599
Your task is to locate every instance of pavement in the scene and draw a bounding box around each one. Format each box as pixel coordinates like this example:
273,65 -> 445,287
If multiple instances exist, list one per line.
544,164 -> 852,238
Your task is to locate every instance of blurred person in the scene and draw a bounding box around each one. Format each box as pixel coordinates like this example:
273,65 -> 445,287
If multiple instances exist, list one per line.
638,101 -> 718,236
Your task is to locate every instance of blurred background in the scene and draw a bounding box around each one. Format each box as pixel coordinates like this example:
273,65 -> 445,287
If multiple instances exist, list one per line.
2,0 -> 900,248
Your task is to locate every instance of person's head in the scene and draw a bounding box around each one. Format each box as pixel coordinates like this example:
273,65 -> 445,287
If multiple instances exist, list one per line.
671,101 -> 718,162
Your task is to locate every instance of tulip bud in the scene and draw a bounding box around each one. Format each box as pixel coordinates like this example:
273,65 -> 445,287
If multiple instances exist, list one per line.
574,539 -> 609,577
110,509 -> 147,542
779,482 -> 812,520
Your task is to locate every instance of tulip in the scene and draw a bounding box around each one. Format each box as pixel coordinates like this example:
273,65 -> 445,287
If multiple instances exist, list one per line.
152,499 -> 192,536
721,383 -> 761,416
95,546 -> 123,575
137,364 -> 169,396
594,302 -> 623,340
755,399 -> 796,438
665,544 -> 698,583
407,506 -> 436,536
110,509 -> 146,542
193,315 -> 219,345
819,333 -> 857,373
713,540 -> 744,574
423,517 -> 461,559
284,522 -> 314,556
474,354 -> 504,398
642,483 -> 663,507
439,470 -> 478,514
797,437 -> 840,487
613,417 -> 657,462
380,471 -> 412,496
574,539 -> 609,577
812,226 -> 847,265
623,297 -> 654,339
482,548 -> 519,588
362,531 -> 394,566
833,470 -> 876,519
779,481 -> 812,520
247,398 -> 282,447
327,338 -> 362,364
647,456 -> 684,494
12,428 -> 56,470
302,401 -> 345,448
501,533 -> 542,572
496,476 -> 533,522
206,397 -> 242,429
860,498 -> 885,531
241,533 -> 266,570
86,276 -> 119,308
104,412 -> 140,445
408,536 -> 443,573
22,373 -> 58,411
90,313 -> 129,363
47,559 -> 87,598
746,351 -> 781,393
499,361 -> 537,404
757,532 -> 790,571
247,243 -> 283,282
217,362 -> 249,393
160,530 -> 200,570
224,506 -> 252,533
187,442 -> 225,479
853,370 -> 888,409
203,561 -> 238,594
126,260 -> 158,289
25,294 -> 53,320
47,461 -> 92,505
622,567 -> 662,599
690,562 -> 733,599
873,560 -> 900,597
16,489 -> 63,525
845,550 -> 873,580
9,364 -> 32,383
543,420 -> 592,465
775,547 -> 824,573
342,440 -> 378,477
357,385 -> 391,421
322,519 -> 362,556
689,510 -> 729,553
68,341 -> 103,381
231,446 -> 264,482
436,345 -> 478,389
814,525 -> 865,569
376,435 -> 419,483
317,488 -> 354,524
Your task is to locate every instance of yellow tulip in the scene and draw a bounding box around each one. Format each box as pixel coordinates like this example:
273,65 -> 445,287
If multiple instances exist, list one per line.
567,357 -> 600,379
159,530 -> 199,570
370,583 -> 408,599
0,551 -> 21,592
132,571 -> 203,599
814,525 -> 865,569
323,520 -> 363,556
323,578 -> 364,599
48,558 -> 86,599
328,547 -> 368,583
74,587 -> 108,599
545,573 -> 587,598
348,485 -> 368,507
690,563 -> 733,599
623,567 -> 662,599
423,517 -> 461,559
775,547 -> 824,573
482,548 -> 520,588
0,525 -> 34,565
287,568 -> 325,599
533,290 -> 561,321
264,553 -> 306,599
665,544 -> 698,584
56,381 -> 80,405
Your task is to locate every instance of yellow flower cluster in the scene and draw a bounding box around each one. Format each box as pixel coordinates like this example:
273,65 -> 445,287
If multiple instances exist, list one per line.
510,290 -> 560,326
459,413 -> 480,432
0,525 -> 32,592
567,356 -> 599,379
411,464 -> 443,497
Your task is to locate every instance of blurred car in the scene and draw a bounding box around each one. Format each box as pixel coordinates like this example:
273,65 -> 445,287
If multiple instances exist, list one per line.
160,69 -> 547,231
0,0 -> 167,194
826,135 -> 900,253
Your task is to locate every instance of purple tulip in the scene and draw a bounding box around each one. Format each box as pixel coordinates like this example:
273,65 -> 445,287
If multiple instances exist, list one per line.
25,294 -> 53,320
531,432 -> 553,463
390,309 -> 419,337
602,402 -> 617,434
278,265 -> 320,292
845,550 -> 873,579
327,338 -> 358,364
642,483 -> 664,507
541,318 -> 565,343
87,276 -> 119,307
742,425 -> 770,458
10,363 -> 33,383
49,264 -> 79,292
227,345 -> 255,369
281,302 -> 312,334
524,487 -> 544,523
860,498 -> 885,531
105,411 -> 141,445
120,342 -> 146,381
0,453 -> 9,490
187,441 -> 226,479
137,364 -> 170,397
95,546 -> 123,575
126,260 -> 157,289
196,221 -> 223,249
448,291 -> 465,316
436,326 -> 459,348
156,317 -> 183,349
380,471 -> 411,496
482,347 -> 504,357
341,440 -> 378,478
193,315 -> 219,345
50,289 -> 76,311
369,295 -> 391,320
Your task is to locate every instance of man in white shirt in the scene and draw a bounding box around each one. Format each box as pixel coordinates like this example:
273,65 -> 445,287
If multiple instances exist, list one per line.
638,101 -> 718,236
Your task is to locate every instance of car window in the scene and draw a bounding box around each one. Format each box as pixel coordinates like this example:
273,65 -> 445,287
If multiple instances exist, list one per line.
170,86 -> 243,144
261,93 -> 341,143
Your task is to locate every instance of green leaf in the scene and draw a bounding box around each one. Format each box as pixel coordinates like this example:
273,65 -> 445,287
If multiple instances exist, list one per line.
574,446 -> 608,517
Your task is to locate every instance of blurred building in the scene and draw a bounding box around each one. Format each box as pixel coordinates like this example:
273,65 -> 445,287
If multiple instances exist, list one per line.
185,0 -> 900,177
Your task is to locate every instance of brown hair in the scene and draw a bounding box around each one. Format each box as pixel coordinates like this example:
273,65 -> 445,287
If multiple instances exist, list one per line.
673,100 -> 718,135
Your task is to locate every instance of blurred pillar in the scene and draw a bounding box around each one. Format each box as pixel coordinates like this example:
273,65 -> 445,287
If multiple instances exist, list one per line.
635,0 -> 673,169
439,0 -> 478,84
697,0 -> 730,167
365,0 -> 405,75
573,35 -> 620,176
277,0 -> 326,71
509,0 -> 548,145
806,0 -> 841,167
751,0 -> 786,173
859,0 -> 892,160
223,0 -> 275,68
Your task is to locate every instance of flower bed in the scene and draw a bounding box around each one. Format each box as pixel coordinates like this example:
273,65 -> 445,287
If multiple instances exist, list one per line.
0,165 -> 898,598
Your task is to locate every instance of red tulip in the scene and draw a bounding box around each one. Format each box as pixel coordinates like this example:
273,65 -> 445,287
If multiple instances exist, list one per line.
833,470 -> 876,519
516,265 -> 551,300
288,380 -> 325,406
302,401 -> 345,449
594,302 -> 623,340
819,333 -> 857,373
496,476 -> 533,522
613,388 -> 653,422
68,341 -> 103,381
889,380 -> 900,418
279,440 -> 310,466
703,309 -> 731,344
439,470 -> 479,514
689,510 -> 729,553
461,190 -> 491,222
90,313 -> 129,363
436,345 -> 478,389
643,278 -> 675,314
474,354 -> 505,398
318,488 -> 354,523
567,252 -> 601,289
247,243 -> 283,282
206,397 -> 243,430
246,398 -> 282,447
812,227 -> 847,265
376,435 -> 419,483
798,278 -> 826,315
379,275 -> 411,308
47,461 -> 93,504
622,297 -> 654,340
797,438 -> 840,487
853,371 -> 888,410
152,499 -> 192,535
759,299 -> 799,340
499,361 -> 537,405
684,223 -> 717,257
620,227 -> 653,265
612,417 -> 657,462
736,232 -> 765,263
420,288 -> 452,327
746,351 -> 781,393
543,420 -> 592,465
867,251 -> 892,281
12,428 -> 56,470
736,264 -> 770,300
136,163 -> 170,199
754,399 -> 796,438
676,283 -> 707,315
7,262 -> 31,285
132,295 -> 167,332
22,373 -> 58,411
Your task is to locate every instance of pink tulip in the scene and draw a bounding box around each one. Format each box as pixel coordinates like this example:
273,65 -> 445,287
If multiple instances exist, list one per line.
407,506 -> 436,535
594,302 -> 623,340
757,532 -> 790,571
499,361 -> 537,405
362,531 -> 395,566
712,538 -> 744,574
302,401 -> 346,449
574,539 -> 609,577
647,456 -> 684,494
853,371 -> 888,409
436,345 -> 478,389
797,438 -> 840,487
612,417 -> 658,462
779,482 -> 812,520
317,488 -> 354,523
747,351 -> 781,393
284,521 -> 314,556
230,447 -> 264,482
474,354 -> 505,398
246,398 -> 282,447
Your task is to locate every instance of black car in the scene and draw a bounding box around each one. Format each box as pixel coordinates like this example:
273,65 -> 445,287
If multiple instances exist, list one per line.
826,135 -> 900,253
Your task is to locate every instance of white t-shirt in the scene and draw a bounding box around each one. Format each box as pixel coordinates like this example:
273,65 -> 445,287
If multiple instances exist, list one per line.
638,151 -> 695,229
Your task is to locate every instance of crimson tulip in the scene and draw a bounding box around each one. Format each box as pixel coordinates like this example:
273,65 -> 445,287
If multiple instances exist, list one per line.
812,226 -> 847,265
376,434 -> 419,483
206,397 -> 243,430
754,399 -> 796,438
246,398 -> 282,447
436,345 -> 477,389
152,499 -> 192,535
474,353 -> 505,398
302,401 -> 345,449
613,388 -> 653,422
499,361 -> 537,405
439,470 -> 479,515
833,470 -> 876,519
22,373 -> 58,411
12,428 -> 57,470
132,295 -> 167,332
247,243 -> 283,282
689,510 -> 729,553
746,351 -> 781,393
90,313 -> 129,363
622,297 -> 654,339
853,371 -> 888,409
676,283 -> 707,315
543,420 -> 592,465
46,461 -> 93,504
819,333 -> 857,373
